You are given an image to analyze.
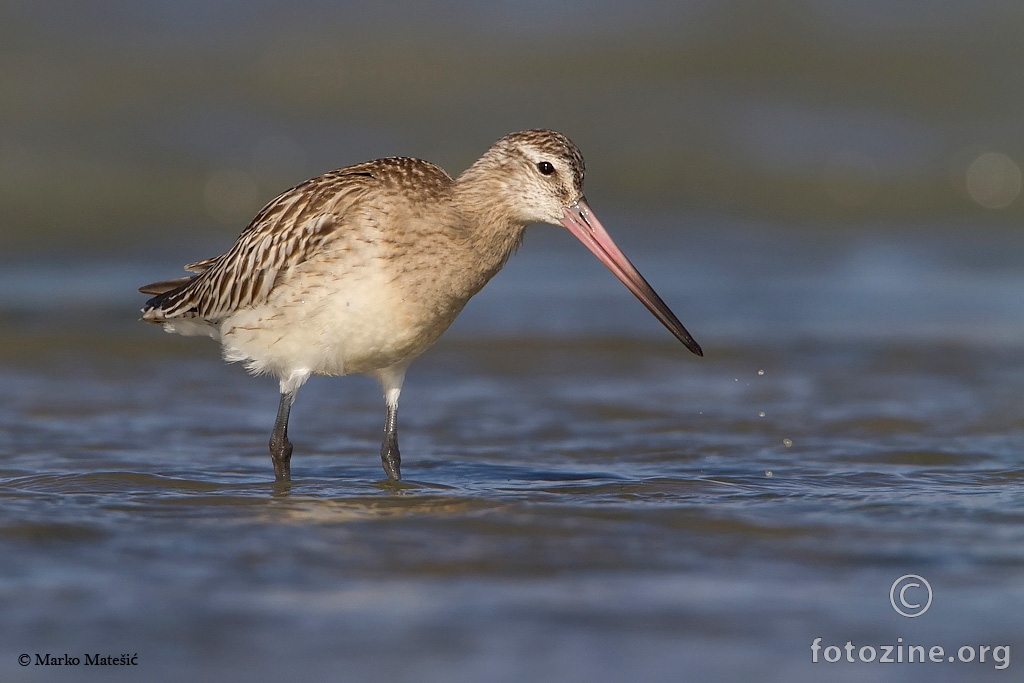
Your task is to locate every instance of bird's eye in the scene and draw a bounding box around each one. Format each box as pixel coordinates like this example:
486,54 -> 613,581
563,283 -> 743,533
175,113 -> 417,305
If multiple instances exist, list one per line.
537,161 -> 555,176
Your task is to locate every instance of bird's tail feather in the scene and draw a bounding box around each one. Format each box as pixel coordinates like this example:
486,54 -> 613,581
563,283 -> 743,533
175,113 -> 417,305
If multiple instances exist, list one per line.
139,276 -> 197,322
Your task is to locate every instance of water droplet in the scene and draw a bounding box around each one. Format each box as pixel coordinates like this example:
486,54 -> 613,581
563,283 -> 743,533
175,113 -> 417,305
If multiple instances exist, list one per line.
782,438 -> 793,447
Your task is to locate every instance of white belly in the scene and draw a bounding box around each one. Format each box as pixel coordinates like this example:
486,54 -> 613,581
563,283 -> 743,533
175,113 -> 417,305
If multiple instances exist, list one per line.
216,257 -> 456,382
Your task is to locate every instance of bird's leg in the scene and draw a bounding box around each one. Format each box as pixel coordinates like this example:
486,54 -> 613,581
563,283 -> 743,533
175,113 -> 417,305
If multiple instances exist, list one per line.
376,366 -> 407,481
269,390 -> 295,482
381,400 -> 401,481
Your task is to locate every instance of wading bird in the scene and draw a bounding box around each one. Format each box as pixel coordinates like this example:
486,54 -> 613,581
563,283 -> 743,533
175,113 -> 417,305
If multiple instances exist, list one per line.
140,130 -> 702,482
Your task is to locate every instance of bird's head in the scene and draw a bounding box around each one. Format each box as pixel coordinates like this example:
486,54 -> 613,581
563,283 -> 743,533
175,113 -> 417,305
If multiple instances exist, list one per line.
477,129 -> 586,225
458,129 -> 702,356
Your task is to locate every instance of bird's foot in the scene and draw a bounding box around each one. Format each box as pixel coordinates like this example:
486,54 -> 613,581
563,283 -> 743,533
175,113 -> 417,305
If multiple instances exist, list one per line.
380,434 -> 401,481
270,434 -> 293,482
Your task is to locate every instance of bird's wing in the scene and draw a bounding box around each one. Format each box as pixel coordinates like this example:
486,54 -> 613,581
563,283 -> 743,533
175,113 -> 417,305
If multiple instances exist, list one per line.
138,258 -> 223,296
139,277 -> 194,296
142,170 -> 377,322
183,256 -> 220,274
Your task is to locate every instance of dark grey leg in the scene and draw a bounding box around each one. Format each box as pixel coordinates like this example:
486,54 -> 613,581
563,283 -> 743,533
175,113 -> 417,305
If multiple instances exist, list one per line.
380,401 -> 401,481
375,366 -> 407,481
269,391 -> 294,482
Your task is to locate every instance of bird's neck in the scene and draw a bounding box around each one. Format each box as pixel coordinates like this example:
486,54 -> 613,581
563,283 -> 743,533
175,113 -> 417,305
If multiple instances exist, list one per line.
449,163 -> 528,294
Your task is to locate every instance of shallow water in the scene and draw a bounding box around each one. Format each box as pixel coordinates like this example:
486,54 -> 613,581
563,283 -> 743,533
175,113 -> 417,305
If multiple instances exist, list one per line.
1,219 -> 1023,682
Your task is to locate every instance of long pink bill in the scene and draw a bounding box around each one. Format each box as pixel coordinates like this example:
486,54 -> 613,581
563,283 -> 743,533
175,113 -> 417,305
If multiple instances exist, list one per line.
559,197 -> 703,356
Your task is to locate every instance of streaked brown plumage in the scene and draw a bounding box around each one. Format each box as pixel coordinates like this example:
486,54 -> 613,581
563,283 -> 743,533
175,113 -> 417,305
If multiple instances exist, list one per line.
140,129 -> 701,482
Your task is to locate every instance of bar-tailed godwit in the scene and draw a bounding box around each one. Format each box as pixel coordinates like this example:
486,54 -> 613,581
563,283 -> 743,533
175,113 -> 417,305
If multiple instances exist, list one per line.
140,130 -> 702,482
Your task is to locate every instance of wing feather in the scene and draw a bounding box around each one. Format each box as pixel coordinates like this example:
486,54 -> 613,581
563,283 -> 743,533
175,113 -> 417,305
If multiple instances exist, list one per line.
138,277 -> 194,296
142,171 -> 374,322
183,256 -> 219,274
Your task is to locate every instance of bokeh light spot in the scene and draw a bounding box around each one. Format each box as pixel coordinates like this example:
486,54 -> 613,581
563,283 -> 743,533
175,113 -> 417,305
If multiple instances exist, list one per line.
966,152 -> 1021,209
